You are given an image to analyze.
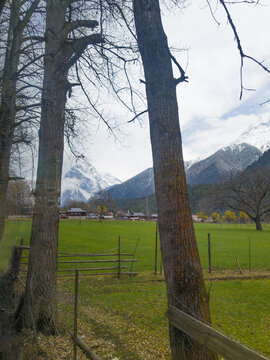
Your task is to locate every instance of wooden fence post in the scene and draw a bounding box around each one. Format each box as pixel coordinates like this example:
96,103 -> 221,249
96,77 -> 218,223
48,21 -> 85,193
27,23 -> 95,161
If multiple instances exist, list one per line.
73,269 -> 79,360
118,236 -> 121,278
208,233 -> 212,273
155,222 -> 158,275
236,257 -> 242,274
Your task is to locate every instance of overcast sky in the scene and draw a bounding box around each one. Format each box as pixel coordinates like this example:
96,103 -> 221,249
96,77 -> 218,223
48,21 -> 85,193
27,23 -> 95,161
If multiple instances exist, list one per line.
64,0 -> 270,182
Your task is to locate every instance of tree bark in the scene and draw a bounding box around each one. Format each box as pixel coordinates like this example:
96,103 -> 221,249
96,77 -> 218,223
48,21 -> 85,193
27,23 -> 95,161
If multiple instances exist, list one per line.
0,0 -> 22,241
20,0 -> 103,334
20,0 -> 69,334
0,246 -> 23,360
0,0 -> 40,241
255,217 -> 262,231
133,1 -> 217,359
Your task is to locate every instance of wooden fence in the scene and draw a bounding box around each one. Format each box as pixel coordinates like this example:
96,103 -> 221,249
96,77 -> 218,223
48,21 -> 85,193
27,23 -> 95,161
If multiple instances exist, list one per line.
167,305 -> 269,360
20,236 -> 138,278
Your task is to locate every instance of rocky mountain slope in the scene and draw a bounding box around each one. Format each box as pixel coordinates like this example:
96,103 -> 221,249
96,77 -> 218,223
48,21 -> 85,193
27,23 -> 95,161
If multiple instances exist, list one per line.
107,168 -> 155,199
107,143 -> 262,198
61,164 -> 121,206
186,143 -> 261,185
246,148 -> 270,171
61,119 -> 270,202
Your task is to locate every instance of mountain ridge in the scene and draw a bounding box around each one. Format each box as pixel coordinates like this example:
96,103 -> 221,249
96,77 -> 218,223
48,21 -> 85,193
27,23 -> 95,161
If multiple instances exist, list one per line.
61,119 -> 270,203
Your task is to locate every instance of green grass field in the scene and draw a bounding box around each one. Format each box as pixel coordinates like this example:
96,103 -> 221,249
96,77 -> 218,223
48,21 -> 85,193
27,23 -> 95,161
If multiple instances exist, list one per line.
55,272 -> 270,359
1,219 -> 270,272
1,220 -> 270,358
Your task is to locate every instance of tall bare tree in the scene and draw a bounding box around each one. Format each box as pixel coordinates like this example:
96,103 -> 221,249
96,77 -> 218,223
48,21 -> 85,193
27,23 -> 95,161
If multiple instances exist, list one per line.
133,1 -> 217,359
0,0 -> 41,240
20,0 -> 104,333
202,168 -> 270,231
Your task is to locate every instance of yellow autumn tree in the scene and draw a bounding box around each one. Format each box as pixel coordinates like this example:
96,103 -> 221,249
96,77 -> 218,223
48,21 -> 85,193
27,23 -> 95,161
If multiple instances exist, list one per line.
221,210 -> 237,223
197,211 -> 208,222
211,212 -> 220,223
238,211 -> 249,223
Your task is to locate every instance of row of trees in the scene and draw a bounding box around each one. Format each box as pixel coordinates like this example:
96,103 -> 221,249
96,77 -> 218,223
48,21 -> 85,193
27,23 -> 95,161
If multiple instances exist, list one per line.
0,0 -> 216,358
197,210 -> 249,223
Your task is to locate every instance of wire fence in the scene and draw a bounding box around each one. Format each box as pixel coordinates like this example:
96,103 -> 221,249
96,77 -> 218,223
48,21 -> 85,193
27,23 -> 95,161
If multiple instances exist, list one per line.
1,241 -> 270,360
198,229 -> 270,273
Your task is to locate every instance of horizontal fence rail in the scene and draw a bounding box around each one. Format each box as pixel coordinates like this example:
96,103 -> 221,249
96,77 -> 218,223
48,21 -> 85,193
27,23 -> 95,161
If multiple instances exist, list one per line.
167,305 -> 269,360
19,236 -> 138,278
57,253 -> 134,257
57,272 -> 139,278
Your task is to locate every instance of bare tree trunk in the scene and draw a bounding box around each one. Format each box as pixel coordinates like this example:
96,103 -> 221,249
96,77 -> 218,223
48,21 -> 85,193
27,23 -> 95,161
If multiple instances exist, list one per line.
0,0 -> 40,241
0,246 -> 23,360
21,1 -> 69,334
133,1 -> 217,359
20,0 -> 103,333
255,217 -> 262,231
0,0 -> 21,241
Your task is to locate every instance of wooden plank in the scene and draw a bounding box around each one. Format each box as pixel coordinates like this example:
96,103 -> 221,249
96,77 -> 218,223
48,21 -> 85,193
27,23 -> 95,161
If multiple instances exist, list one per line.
21,259 -> 137,265
71,335 -> 102,360
167,306 -> 269,360
58,259 -> 136,264
57,253 -> 134,257
16,245 -> 29,250
57,266 -> 128,272
56,272 -> 138,278
20,266 -> 128,273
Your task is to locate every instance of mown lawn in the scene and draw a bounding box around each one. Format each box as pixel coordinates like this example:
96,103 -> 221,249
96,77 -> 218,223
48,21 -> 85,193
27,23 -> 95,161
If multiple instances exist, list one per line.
57,274 -> 270,359
1,220 -> 270,358
1,219 -> 270,272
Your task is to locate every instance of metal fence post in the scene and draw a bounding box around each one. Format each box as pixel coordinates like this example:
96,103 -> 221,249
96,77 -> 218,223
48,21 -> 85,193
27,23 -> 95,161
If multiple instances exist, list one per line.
118,236 -> 121,278
73,269 -> 79,360
208,233 -> 212,273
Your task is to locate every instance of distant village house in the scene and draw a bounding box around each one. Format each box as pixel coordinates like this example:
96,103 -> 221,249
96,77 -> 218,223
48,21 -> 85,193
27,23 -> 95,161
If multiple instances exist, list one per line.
64,208 -> 87,219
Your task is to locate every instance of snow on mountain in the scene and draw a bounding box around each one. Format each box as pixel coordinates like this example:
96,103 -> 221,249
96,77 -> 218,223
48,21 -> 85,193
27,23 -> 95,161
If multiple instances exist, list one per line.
61,119 -> 270,203
107,168 -> 155,199
233,118 -> 270,152
184,158 -> 201,170
186,143 -> 261,185
61,163 -> 121,206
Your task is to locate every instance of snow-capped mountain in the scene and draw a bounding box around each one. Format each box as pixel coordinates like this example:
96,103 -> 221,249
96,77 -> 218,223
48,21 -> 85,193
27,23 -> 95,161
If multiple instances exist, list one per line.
186,143 -> 261,185
234,119 -> 270,152
107,143 -> 261,198
107,167 -> 155,199
184,157 -> 201,170
61,164 -> 121,206
61,119 -> 270,202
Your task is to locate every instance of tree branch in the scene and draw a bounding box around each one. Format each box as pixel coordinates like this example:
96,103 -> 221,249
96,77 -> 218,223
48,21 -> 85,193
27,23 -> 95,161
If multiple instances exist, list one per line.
219,0 -> 270,99
65,34 -> 105,70
0,0 -> 6,18
170,53 -> 189,85
18,0 -> 41,33
127,109 -> 148,123
64,20 -> 99,36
